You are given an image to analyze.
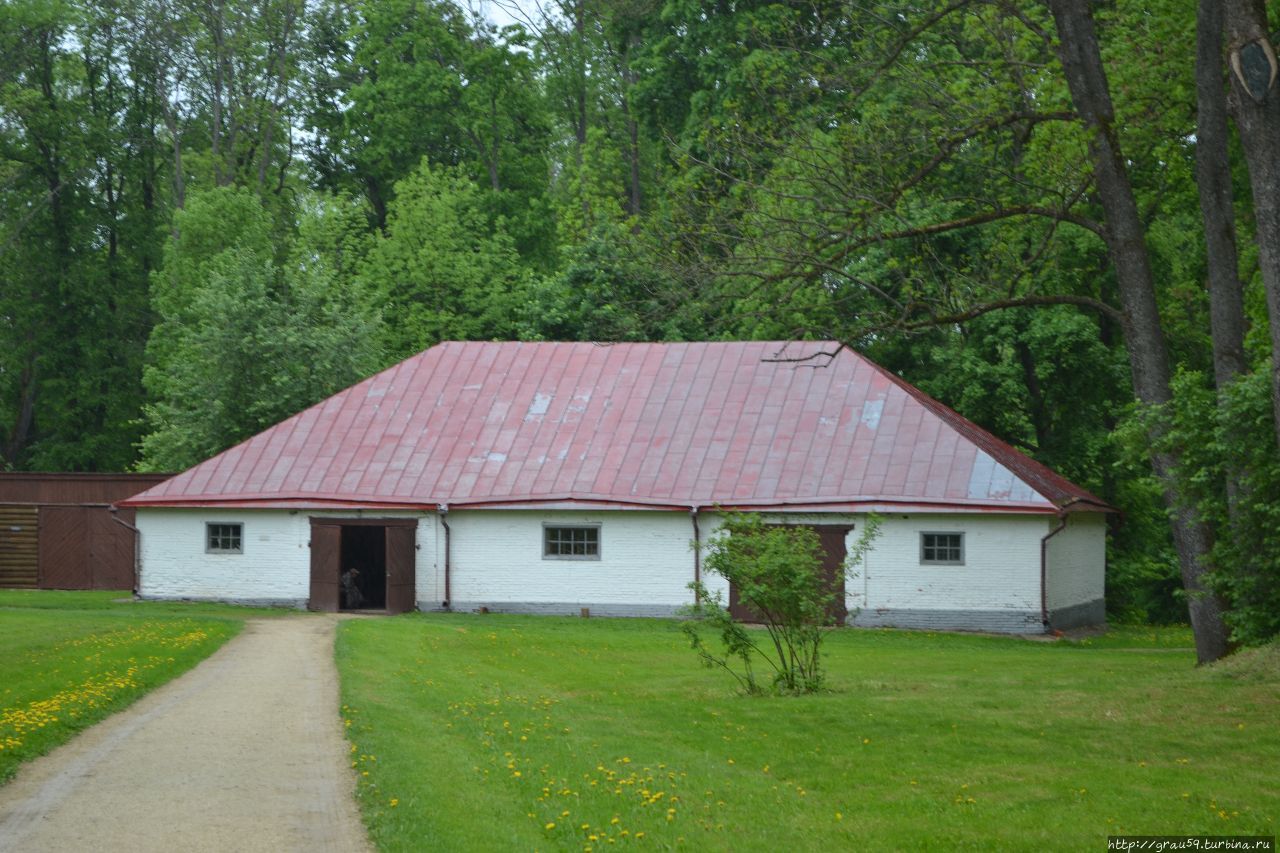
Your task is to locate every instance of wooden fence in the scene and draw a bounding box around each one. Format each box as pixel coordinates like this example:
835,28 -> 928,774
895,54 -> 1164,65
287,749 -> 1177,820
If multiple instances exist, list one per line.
0,473 -> 172,591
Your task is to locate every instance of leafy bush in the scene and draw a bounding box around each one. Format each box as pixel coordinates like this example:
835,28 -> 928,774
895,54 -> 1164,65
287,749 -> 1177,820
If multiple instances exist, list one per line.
681,512 -> 880,694
1122,367 -> 1280,645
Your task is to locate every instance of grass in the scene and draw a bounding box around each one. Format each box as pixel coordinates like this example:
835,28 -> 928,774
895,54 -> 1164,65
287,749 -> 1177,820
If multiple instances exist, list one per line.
0,589 -> 291,783
337,615 -> 1279,851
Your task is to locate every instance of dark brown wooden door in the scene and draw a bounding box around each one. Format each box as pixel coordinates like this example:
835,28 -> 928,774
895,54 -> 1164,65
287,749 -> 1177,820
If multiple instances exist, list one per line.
90,508 -> 136,589
729,524 -> 850,624
816,526 -> 850,624
385,523 -> 417,615
38,507 -> 88,589
309,522 -> 342,612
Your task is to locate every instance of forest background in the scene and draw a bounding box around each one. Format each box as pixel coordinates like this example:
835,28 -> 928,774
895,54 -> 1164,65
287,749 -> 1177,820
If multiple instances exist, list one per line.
2,0 -> 1279,661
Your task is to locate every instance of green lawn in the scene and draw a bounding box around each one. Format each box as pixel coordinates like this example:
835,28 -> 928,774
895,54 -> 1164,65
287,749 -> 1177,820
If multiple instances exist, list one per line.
0,590 -> 287,782
337,615 -> 1279,851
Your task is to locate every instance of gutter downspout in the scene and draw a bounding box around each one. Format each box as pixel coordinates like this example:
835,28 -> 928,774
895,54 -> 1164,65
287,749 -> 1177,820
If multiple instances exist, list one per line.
437,504 -> 451,611
109,506 -> 142,597
690,506 -> 701,589
1040,512 -> 1070,629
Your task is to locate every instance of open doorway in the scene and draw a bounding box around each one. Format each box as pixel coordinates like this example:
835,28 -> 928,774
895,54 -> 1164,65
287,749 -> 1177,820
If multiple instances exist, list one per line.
309,517 -> 416,613
340,525 -> 386,611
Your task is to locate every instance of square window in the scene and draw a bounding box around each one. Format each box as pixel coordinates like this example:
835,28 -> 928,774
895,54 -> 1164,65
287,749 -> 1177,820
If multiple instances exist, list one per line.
543,525 -> 600,560
207,523 -> 243,554
921,532 -> 963,565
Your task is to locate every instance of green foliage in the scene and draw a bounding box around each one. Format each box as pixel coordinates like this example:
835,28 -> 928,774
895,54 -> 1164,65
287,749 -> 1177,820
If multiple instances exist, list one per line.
0,0 -> 161,470
141,187 -> 381,471
682,513 -> 880,695
521,224 -> 703,342
308,0 -> 553,261
1153,368 -> 1280,645
361,160 -> 530,359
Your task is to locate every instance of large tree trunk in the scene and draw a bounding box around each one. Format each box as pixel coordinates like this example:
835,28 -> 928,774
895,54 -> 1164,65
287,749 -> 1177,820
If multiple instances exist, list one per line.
1224,0 -> 1280,448
1199,0 -> 1250,390
1196,0 -> 1251,559
1048,0 -> 1231,664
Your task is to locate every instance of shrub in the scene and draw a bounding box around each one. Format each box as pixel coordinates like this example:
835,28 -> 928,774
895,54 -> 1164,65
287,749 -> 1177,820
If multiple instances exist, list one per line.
682,512 -> 880,694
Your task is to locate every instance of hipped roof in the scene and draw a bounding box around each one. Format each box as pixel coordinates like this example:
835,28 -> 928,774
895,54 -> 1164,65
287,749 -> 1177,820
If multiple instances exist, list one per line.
121,341 -> 1110,514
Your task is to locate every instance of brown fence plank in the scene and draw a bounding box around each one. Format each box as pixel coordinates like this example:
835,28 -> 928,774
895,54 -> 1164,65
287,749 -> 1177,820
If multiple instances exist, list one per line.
0,507 -> 39,588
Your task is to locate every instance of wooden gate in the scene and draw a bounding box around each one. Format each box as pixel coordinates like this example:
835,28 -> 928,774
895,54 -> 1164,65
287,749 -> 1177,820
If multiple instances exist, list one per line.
729,525 -> 851,624
35,506 -> 138,590
38,507 -> 88,589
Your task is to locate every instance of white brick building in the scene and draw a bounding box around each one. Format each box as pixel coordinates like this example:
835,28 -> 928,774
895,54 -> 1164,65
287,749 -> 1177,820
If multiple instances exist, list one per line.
121,341 -> 1111,633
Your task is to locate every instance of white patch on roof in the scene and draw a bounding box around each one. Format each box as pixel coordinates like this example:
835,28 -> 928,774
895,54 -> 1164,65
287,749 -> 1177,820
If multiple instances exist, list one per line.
486,452 -> 507,463
859,399 -> 884,430
526,393 -> 552,418
967,450 -> 1045,503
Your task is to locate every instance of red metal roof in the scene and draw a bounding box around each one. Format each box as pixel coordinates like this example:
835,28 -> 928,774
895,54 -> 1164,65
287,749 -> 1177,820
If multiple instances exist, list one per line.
120,341 -> 1110,513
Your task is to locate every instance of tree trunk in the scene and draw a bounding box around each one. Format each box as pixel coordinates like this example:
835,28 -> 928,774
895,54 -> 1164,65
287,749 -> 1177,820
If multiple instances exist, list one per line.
3,348 -> 37,467
1198,0 -> 1250,390
1196,0 -> 1251,567
1048,0 -> 1231,664
622,34 -> 642,221
1224,0 -> 1280,448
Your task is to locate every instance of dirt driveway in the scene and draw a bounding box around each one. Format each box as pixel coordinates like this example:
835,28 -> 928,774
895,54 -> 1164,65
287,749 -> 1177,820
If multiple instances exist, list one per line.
0,617 -> 370,853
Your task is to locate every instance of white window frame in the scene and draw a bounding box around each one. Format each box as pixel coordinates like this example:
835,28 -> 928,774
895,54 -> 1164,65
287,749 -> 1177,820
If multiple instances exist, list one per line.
206,522 -> 244,554
920,531 -> 964,565
542,524 -> 601,561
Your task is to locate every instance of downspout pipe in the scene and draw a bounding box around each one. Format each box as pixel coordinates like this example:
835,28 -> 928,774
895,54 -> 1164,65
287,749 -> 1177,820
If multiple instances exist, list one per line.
690,506 -> 701,588
1040,512 -> 1069,629
109,506 -> 142,597
437,504 -> 451,611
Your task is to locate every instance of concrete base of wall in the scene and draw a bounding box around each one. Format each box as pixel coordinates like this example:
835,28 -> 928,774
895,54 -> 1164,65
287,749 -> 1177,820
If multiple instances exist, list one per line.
1047,598 -> 1105,630
138,595 -> 308,610
850,607 -> 1046,634
422,600 -> 685,618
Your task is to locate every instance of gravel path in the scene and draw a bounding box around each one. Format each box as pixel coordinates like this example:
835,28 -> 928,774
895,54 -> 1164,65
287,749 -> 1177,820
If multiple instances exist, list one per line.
0,616 -> 370,853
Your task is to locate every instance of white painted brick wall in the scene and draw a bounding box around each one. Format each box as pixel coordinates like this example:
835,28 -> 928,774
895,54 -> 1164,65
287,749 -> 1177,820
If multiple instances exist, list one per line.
855,513 -> 1048,615
137,506 -> 1102,626
138,509 -> 311,602
136,508 -> 434,604
1044,512 -> 1106,609
433,510 -> 711,609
